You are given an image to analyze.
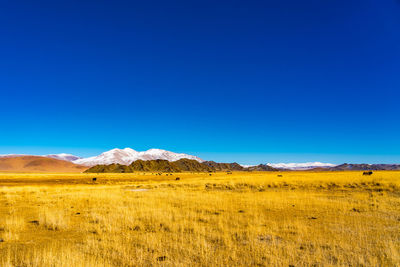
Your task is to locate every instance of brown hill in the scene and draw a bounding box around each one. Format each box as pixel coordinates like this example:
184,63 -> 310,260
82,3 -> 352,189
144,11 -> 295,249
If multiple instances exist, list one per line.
328,163 -> 400,171
84,159 -> 278,173
130,159 -> 182,172
202,161 -> 245,171
85,159 -> 208,173
0,156 -> 87,173
247,164 -> 278,171
170,159 -> 213,172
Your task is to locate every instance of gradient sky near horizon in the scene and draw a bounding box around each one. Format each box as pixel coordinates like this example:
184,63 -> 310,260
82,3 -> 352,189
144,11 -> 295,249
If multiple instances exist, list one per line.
1,0 -> 399,164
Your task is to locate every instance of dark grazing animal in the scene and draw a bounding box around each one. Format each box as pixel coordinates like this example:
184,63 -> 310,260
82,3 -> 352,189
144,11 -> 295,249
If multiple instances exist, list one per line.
92,177 -> 97,181
363,171 -> 373,175
175,177 -> 180,181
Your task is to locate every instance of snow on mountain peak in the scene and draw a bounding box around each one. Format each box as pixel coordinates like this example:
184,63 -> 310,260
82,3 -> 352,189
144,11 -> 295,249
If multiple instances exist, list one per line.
145,148 -> 166,154
123,147 -> 137,153
45,153 -> 82,162
72,148 -> 204,166
267,162 -> 336,170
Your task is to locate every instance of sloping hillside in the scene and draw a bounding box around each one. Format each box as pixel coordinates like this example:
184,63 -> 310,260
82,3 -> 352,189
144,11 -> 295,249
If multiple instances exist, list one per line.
85,159 -> 208,173
0,156 -> 87,173
330,163 -> 400,171
130,159 -> 182,172
84,158 -> 278,173
203,161 -> 245,171
247,164 -> 278,171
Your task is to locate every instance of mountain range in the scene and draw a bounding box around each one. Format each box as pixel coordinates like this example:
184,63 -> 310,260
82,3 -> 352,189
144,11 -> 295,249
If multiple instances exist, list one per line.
266,162 -> 337,170
0,148 -> 399,172
329,163 -> 400,171
0,149 -> 336,170
0,148 -> 204,167
84,159 -> 278,173
73,148 -> 203,166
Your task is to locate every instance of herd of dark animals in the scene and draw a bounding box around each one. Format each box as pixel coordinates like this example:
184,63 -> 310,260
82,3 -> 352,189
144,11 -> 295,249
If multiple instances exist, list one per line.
90,171 -> 374,182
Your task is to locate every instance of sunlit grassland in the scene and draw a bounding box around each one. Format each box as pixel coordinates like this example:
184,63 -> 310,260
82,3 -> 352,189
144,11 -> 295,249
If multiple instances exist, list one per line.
0,171 -> 399,266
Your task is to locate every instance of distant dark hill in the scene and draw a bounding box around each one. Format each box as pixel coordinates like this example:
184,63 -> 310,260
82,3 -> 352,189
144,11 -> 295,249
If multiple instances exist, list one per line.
85,159 -> 202,173
172,159 -> 213,172
129,159 -> 181,172
247,164 -> 278,171
84,163 -> 133,173
84,159 -> 278,173
329,163 -> 400,171
202,161 -> 245,171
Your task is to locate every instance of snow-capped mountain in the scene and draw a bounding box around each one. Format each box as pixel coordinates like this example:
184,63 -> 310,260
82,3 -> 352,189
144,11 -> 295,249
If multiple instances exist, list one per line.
45,153 -> 82,162
73,148 -> 204,166
73,148 -> 138,166
239,164 -> 256,168
267,162 -> 336,170
0,149 -> 203,166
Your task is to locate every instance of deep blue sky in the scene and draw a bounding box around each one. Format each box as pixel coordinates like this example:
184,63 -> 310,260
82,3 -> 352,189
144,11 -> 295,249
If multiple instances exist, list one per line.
1,0 -> 399,164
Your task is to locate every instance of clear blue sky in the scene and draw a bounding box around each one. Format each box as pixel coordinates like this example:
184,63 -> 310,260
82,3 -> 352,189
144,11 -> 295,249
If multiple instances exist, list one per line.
0,0 -> 399,164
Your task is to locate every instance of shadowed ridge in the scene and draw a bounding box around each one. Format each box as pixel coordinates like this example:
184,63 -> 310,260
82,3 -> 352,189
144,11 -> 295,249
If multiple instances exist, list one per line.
247,164 -> 279,171
84,159 -> 279,173
329,163 -> 400,171
203,161 -> 245,171
130,159 -> 181,172
172,159 -> 213,172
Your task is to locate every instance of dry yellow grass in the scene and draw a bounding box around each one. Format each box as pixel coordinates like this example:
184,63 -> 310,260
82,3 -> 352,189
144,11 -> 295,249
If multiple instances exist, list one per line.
0,171 -> 399,266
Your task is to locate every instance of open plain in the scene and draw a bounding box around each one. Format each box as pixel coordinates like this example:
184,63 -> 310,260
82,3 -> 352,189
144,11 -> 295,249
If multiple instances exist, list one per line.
0,171 -> 399,266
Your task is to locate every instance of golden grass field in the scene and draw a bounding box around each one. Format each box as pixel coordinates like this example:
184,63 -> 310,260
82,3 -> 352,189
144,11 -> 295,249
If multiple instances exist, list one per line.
0,171 -> 399,266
